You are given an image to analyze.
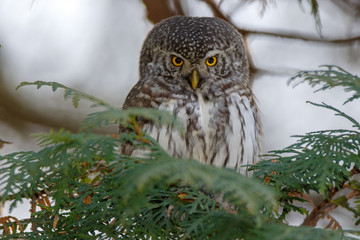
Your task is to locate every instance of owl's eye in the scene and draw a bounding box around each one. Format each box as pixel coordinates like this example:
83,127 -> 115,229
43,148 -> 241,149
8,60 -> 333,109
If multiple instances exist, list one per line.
171,56 -> 184,67
206,56 -> 217,66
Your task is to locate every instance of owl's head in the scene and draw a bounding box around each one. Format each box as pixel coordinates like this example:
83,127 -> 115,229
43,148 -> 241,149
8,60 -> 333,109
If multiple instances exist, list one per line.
139,16 -> 249,93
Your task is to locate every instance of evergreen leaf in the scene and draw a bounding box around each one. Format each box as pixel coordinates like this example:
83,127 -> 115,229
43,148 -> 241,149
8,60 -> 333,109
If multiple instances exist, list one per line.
297,0 -> 322,33
16,81 -> 114,109
82,107 -> 184,135
290,65 -> 360,104
3,77 -> 357,238
252,222 -> 343,240
306,101 -> 360,129
251,129 -> 360,195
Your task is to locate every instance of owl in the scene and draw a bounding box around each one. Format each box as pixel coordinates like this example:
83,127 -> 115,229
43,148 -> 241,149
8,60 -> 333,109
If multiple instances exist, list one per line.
122,16 -> 261,174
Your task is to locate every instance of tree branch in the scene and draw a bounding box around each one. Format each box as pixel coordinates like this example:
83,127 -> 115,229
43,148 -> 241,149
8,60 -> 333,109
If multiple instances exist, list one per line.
302,172 -> 360,228
173,0 -> 185,16
0,138 -> 11,149
203,0 -> 360,44
142,0 -> 181,24
30,194 -> 38,232
302,198 -> 337,227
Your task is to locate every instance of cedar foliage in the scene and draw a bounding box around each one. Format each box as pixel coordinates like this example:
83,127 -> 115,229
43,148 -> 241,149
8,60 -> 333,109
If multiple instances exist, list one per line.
0,66 -> 359,239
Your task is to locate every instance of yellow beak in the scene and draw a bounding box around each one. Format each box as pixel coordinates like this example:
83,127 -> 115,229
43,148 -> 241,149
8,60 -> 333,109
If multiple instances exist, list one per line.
190,69 -> 200,90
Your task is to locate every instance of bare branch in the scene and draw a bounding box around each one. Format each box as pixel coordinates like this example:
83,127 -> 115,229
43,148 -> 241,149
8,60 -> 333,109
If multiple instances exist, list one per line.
203,0 -> 360,44
30,194 -> 38,232
173,0 -> 185,16
302,200 -> 337,227
244,30 -> 360,44
0,139 -> 11,149
142,0 -> 182,24
302,184 -> 360,227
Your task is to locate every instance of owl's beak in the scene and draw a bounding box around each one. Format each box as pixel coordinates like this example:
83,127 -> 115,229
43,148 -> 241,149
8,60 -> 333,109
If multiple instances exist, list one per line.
190,69 -> 200,89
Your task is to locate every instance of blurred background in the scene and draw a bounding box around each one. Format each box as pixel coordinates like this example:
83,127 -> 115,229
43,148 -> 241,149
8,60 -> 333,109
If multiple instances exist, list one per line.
0,0 -> 359,228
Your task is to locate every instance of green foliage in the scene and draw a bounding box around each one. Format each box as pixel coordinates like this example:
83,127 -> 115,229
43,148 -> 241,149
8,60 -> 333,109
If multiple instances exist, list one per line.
251,65 -> 360,233
1,66 -> 360,239
16,81 -> 184,134
253,128 -> 360,188
17,81 -> 114,109
0,81 -> 278,239
290,65 -> 360,104
252,103 -> 360,195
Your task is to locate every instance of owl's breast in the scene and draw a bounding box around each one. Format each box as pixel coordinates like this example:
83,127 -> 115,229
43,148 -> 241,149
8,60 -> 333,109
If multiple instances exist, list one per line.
143,89 -> 261,174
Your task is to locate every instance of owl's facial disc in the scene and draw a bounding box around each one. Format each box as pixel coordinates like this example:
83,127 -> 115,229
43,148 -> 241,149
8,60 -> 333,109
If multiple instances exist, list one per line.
188,55 -> 218,90
170,53 -> 218,90
169,54 -> 201,90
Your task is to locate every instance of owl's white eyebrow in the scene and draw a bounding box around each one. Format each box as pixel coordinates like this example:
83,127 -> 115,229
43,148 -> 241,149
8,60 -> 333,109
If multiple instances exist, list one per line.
204,49 -> 223,58
158,49 -> 178,55
163,50 -> 185,59
204,45 -> 237,57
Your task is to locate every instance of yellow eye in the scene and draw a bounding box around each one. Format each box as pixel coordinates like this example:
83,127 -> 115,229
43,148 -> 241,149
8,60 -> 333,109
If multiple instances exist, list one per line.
171,56 -> 183,67
206,56 -> 217,66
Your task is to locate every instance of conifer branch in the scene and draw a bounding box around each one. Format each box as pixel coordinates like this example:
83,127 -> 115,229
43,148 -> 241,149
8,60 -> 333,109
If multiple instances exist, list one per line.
2,75 -> 360,238
290,65 -> 360,104
16,81 -> 114,109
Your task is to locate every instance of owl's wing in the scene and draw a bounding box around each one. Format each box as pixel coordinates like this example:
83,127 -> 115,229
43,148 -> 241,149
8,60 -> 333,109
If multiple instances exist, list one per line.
122,81 -> 154,109
222,89 -> 262,174
119,81 -> 156,156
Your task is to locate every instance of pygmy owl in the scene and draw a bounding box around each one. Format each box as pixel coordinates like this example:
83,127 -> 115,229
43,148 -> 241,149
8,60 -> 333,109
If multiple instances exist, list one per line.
122,16 -> 261,174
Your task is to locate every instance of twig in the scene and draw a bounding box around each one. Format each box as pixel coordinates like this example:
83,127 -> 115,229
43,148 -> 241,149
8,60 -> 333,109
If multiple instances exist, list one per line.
297,192 -> 316,209
345,190 -> 360,201
0,190 -> 47,202
142,0 -> 178,23
302,199 -> 337,227
302,186 -> 339,227
244,30 -> 360,44
173,0 -> 185,15
0,138 -> 12,149
203,0 -> 360,44
302,185 -> 360,227
30,194 -> 38,232
325,215 -> 342,230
